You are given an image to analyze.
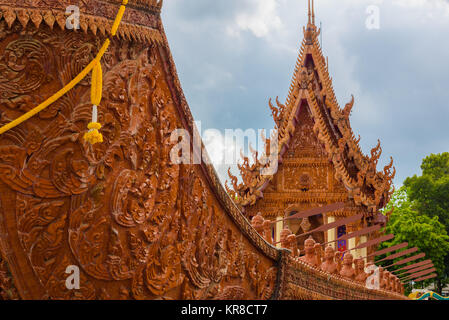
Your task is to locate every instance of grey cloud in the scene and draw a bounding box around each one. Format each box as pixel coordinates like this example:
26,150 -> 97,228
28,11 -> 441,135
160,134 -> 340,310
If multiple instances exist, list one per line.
162,0 -> 449,186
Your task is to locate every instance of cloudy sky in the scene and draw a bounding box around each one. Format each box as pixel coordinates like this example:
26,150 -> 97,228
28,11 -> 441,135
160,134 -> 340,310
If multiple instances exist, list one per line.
161,0 -> 449,187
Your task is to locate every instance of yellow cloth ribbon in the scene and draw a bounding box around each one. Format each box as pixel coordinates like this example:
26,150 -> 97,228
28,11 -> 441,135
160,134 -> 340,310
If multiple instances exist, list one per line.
84,61 -> 104,145
0,0 -> 129,147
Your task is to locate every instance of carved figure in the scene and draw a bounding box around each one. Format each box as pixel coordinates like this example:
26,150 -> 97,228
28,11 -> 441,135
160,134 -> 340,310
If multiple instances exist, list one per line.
339,253 -> 356,280
392,275 -> 400,293
251,213 -> 265,235
399,280 -> 404,295
250,213 -> 273,244
365,262 -> 380,289
262,220 -> 274,244
354,258 -> 372,283
388,273 -> 397,292
381,270 -> 392,291
280,228 -> 292,248
299,236 -> 319,267
319,245 -> 339,274
378,267 -> 386,290
280,227 -> 299,257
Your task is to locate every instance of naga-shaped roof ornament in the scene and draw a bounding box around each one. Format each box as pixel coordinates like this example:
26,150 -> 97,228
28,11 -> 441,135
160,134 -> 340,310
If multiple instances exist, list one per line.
269,97 -> 287,128
343,95 -> 355,119
370,139 -> 382,166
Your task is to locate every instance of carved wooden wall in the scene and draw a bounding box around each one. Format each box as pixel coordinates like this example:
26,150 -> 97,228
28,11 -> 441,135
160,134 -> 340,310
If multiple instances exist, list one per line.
0,17 -> 279,299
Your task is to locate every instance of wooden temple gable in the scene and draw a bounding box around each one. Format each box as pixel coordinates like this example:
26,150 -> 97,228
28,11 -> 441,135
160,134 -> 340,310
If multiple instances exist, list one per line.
226,2 -> 396,246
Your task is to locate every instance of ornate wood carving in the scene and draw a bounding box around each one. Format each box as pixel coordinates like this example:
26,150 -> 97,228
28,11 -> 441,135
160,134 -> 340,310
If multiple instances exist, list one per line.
0,16 -> 277,300
0,253 -> 20,300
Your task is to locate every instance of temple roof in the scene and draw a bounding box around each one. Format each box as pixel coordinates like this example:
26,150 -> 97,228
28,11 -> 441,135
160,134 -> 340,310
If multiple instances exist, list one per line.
226,1 -> 395,214
0,0 -> 163,44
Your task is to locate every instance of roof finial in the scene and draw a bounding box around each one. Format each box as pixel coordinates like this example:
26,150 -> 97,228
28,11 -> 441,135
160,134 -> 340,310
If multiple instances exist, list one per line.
308,0 -> 311,25
312,0 -> 315,25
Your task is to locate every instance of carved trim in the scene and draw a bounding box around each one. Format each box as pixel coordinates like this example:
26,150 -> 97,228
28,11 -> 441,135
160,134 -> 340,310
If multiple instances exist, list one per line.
282,254 -> 408,300
0,4 -> 163,44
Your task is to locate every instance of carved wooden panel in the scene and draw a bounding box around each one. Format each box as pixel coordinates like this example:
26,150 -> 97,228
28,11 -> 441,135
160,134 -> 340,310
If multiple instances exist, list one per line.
285,106 -> 326,159
282,165 -> 328,192
0,20 -> 277,300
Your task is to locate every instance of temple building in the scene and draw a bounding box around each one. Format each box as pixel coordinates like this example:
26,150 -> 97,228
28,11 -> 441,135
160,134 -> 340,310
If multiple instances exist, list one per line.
226,1 -> 395,260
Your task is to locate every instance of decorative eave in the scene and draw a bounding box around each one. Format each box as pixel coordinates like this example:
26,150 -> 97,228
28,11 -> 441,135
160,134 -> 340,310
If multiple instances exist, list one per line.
226,12 -> 395,214
0,1 -> 164,44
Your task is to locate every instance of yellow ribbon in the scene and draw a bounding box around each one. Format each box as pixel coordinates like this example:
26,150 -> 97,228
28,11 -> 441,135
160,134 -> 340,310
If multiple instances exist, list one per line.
0,0 -> 129,146
84,61 -> 104,145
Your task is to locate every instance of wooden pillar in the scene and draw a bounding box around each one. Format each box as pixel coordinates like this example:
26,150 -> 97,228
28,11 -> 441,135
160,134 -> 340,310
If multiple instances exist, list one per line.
327,215 -> 335,249
275,215 -> 283,248
349,237 -> 356,257
347,222 -> 355,257
359,235 -> 367,262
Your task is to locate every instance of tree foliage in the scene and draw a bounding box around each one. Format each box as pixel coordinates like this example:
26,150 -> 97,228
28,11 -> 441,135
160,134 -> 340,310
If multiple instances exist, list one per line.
378,188 -> 449,289
404,153 -> 449,232
379,153 -> 449,293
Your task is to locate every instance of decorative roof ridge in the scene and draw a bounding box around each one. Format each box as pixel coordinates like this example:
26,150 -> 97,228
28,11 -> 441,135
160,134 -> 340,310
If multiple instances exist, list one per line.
0,4 -> 163,43
309,37 -> 368,161
110,0 -> 163,13
306,35 -> 396,205
285,39 -> 307,111
308,83 -> 395,209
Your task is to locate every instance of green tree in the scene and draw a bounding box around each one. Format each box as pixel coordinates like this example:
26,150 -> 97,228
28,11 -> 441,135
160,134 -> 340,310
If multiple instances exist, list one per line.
403,152 -> 449,293
377,188 -> 449,294
404,152 -> 449,232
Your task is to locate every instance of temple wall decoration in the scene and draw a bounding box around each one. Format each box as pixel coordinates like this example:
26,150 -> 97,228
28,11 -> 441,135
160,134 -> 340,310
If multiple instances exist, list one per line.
0,6 -> 279,300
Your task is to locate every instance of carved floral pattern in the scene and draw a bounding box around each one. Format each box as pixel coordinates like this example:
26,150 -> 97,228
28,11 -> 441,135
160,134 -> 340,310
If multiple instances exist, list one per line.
0,19 -> 277,300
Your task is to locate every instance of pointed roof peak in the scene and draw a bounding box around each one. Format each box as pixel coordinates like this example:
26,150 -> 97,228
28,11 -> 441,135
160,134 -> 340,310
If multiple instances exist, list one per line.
305,0 -> 319,44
